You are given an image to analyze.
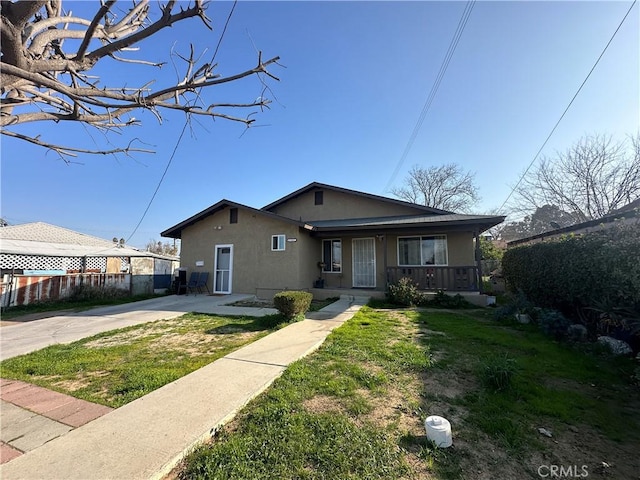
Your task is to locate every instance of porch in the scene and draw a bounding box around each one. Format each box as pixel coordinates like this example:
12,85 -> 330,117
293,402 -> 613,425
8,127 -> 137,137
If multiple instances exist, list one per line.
386,266 -> 479,292
309,286 -> 490,307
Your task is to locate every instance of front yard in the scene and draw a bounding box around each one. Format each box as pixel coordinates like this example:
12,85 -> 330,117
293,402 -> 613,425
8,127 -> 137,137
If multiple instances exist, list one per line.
2,303 -> 638,478
0,312 -> 282,407
176,306 -> 639,479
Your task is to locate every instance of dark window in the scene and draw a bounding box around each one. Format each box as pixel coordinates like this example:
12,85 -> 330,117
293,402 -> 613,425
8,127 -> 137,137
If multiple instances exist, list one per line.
230,208 -> 238,224
272,234 -> 286,251
314,191 -> 323,205
322,239 -> 342,272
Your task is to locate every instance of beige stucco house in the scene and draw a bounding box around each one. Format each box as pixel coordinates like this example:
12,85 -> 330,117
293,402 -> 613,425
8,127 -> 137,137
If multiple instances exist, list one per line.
161,182 -> 505,299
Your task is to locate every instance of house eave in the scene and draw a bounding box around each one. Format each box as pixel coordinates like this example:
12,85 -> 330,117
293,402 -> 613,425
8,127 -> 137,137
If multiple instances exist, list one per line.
308,216 -> 505,237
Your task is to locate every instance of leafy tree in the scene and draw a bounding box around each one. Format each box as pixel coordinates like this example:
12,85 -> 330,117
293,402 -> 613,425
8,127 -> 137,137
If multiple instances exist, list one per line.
499,204 -> 576,241
1,0 -> 280,161
392,163 -> 480,212
480,236 -> 503,261
511,134 -> 640,222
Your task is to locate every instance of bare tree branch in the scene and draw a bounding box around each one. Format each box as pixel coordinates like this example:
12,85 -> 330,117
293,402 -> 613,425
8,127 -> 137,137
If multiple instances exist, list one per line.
392,163 -> 481,212
1,0 -> 281,157
2,128 -> 154,162
77,1 -> 116,60
510,134 -> 640,222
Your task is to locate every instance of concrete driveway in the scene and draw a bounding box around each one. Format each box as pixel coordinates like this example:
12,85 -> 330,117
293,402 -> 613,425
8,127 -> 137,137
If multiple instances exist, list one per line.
0,294 -> 259,361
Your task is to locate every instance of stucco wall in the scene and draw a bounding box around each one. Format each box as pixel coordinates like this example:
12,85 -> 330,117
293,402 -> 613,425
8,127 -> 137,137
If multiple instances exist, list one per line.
268,187 -> 425,221
180,207 -> 308,295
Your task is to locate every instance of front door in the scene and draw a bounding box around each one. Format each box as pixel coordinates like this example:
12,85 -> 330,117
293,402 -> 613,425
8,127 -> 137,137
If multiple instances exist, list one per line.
214,244 -> 233,294
352,238 -> 376,287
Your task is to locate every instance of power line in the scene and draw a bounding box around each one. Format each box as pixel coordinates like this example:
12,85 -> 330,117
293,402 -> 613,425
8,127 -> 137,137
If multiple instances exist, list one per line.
383,0 -> 476,193
496,0 -> 638,215
126,121 -> 188,244
125,1 -> 239,244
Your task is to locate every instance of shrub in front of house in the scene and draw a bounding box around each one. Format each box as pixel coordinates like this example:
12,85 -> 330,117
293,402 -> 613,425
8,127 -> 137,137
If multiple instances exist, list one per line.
273,291 -> 313,320
387,277 -> 425,307
426,290 -> 474,309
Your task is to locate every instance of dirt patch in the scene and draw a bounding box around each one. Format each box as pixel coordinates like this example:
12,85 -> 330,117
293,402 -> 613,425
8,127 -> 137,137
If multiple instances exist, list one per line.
54,370 -> 111,392
303,394 -> 348,416
228,299 -> 275,308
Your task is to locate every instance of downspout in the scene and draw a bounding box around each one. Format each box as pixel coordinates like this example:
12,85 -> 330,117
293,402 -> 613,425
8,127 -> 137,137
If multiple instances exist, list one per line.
474,230 -> 483,292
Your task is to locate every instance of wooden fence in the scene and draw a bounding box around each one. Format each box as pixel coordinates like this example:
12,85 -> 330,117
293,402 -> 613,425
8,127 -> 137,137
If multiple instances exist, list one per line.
1,273 -> 131,308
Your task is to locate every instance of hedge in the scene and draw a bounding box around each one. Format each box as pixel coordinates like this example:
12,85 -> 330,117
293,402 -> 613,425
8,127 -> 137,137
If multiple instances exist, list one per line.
273,290 -> 313,320
502,222 -> 640,314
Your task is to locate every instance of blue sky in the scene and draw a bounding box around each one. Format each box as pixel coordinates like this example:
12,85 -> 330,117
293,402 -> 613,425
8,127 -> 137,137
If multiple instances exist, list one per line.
1,1 -> 638,248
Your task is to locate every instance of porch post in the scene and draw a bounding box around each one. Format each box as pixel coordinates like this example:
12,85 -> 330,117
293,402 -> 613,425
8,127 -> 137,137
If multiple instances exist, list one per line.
383,234 -> 388,289
474,230 -> 483,292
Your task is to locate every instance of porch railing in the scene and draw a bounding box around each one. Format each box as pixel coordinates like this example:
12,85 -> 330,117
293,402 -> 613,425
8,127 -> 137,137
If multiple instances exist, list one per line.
386,266 -> 479,292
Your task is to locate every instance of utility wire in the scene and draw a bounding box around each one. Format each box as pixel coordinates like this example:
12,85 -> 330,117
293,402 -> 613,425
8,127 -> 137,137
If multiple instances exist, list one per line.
496,0 -> 637,214
383,0 -> 476,193
126,1 -> 239,244
126,121 -> 189,244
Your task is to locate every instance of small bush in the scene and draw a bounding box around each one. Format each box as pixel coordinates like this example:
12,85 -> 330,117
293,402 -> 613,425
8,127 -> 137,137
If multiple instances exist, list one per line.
538,309 -> 571,339
426,290 -> 474,309
387,277 -> 424,306
493,291 -> 534,321
273,291 -> 313,320
481,354 -> 518,392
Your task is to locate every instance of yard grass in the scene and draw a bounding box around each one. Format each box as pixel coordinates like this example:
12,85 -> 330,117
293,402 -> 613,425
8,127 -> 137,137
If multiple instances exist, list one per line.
176,306 -> 640,480
0,313 -> 283,408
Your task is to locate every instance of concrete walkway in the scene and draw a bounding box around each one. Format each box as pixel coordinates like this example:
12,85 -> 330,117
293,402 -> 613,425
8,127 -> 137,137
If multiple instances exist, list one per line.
0,294 -> 272,361
0,295 -> 369,480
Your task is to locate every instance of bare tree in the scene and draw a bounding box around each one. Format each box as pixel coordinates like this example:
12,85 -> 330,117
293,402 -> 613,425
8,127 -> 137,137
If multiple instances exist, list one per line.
145,238 -> 178,256
512,134 -> 640,222
392,163 -> 480,212
1,0 -> 280,161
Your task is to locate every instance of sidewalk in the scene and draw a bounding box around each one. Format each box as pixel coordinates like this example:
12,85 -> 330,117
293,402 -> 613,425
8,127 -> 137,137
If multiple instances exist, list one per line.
0,295 -> 369,480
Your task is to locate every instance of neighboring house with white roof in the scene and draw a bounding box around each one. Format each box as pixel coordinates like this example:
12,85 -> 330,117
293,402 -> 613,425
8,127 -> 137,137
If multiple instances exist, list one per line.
0,222 -> 179,306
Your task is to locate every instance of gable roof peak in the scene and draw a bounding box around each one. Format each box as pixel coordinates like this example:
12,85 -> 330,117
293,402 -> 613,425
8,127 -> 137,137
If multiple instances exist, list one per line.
262,181 -> 455,215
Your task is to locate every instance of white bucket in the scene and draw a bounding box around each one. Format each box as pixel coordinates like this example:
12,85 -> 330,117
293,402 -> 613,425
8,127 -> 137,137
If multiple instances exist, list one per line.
424,415 -> 452,448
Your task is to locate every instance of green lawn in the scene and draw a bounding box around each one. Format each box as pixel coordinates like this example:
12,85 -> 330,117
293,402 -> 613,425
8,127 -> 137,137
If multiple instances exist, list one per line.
0,313 -> 283,407
177,306 -> 640,480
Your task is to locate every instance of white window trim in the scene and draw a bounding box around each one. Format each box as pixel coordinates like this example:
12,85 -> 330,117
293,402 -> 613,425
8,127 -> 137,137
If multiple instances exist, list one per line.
397,235 -> 449,266
214,244 -> 233,294
322,238 -> 342,273
271,234 -> 286,251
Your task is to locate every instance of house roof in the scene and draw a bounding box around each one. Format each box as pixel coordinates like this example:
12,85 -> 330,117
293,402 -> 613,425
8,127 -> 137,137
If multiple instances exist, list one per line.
0,222 -> 178,259
0,238 -> 157,258
162,184 -> 506,239
160,200 -> 312,239
0,222 -> 118,247
309,213 -> 505,233
262,182 -> 455,215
